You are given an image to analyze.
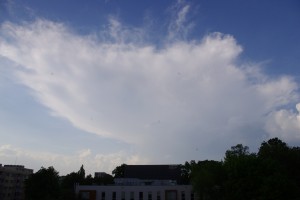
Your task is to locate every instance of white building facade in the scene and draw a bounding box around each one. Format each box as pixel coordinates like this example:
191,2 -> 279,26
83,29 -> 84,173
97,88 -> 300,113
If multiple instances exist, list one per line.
76,184 -> 197,200
75,165 -> 198,200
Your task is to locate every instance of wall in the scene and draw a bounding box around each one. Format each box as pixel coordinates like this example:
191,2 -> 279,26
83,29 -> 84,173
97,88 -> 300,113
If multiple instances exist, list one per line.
76,185 -> 198,200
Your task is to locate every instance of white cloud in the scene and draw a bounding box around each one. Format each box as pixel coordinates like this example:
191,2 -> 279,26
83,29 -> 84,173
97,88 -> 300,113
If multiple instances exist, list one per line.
256,76 -> 298,110
0,19 -> 299,168
78,149 -> 91,159
265,103 -> 300,142
167,0 -> 194,41
0,144 -> 145,175
106,16 -> 142,43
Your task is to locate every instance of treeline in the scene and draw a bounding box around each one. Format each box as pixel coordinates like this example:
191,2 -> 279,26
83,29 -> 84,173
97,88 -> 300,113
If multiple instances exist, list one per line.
24,138 -> 300,200
25,165 -> 113,200
185,138 -> 300,200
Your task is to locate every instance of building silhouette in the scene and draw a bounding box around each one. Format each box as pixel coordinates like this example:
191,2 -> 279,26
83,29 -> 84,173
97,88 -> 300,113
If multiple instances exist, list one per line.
0,164 -> 33,200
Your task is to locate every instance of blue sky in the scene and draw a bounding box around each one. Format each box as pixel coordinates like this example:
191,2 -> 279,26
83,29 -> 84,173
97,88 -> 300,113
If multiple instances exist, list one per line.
0,0 -> 300,175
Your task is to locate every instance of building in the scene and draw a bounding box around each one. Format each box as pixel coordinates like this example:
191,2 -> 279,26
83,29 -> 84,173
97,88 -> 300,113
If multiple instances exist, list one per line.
0,164 -> 33,200
77,184 -> 196,200
95,172 -> 109,178
76,165 -> 198,200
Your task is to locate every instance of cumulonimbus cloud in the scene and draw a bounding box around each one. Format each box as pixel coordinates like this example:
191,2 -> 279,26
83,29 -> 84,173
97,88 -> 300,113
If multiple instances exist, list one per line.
0,19 -> 299,164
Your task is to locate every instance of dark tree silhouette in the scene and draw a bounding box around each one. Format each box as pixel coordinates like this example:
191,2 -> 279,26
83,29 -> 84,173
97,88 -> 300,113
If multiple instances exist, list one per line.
191,160 -> 225,200
61,165 -> 87,200
257,138 -> 300,199
190,138 -> 300,200
112,163 -> 126,178
25,166 -> 60,200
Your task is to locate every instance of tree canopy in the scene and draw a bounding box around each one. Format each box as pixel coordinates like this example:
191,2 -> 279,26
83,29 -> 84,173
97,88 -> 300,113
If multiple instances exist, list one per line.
190,138 -> 300,200
25,165 -> 113,200
25,166 -> 60,200
24,138 -> 300,200
112,163 -> 126,178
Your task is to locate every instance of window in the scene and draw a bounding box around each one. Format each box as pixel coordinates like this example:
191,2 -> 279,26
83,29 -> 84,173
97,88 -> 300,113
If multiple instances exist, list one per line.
112,192 -> 116,200
181,191 -> 185,200
130,192 -> 134,200
101,192 -> 105,200
139,192 -> 143,200
80,191 -> 90,200
157,192 -> 161,200
148,192 -> 152,200
191,193 -> 194,200
165,190 -> 177,200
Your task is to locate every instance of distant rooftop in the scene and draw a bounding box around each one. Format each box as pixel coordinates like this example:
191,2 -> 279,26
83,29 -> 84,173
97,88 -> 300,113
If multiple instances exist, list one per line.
0,164 -> 33,173
124,165 -> 181,181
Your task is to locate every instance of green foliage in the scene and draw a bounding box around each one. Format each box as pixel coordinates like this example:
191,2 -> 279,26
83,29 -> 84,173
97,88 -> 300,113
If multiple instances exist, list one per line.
257,138 -> 300,199
179,161 -> 195,184
258,137 -> 289,160
112,163 -> 126,178
25,164 -> 114,200
60,165 -> 90,200
224,150 -> 260,200
190,138 -> 300,200
225,144 -> 250,160
61,165 -> 86,193
25,166 -> 60,200
77,165 -> 85,180
191,160 -> 225,200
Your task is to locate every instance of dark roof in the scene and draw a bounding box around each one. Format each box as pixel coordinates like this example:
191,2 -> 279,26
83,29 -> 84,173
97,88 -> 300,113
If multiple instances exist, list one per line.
124,165 -> 181,180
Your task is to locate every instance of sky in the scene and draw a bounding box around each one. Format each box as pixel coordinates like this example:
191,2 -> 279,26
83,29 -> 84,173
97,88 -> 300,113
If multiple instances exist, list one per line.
0,0 -> 300,175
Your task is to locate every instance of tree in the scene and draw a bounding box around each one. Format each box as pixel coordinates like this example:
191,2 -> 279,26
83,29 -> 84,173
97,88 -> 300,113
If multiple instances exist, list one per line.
25,166 -> 60,200
77,165 -> 85,181
179,160 -> 196,184
257,138 -> 299,199
83,174 -> 94,185
61,165 -> 87,200
60,172 -> 79,200
191,160 -> 225,200
112,164 -> 126,178
190,138 -> 300,200
258,137 -> 289,160
224,144 -> 250,162
223,144 -> 260,200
